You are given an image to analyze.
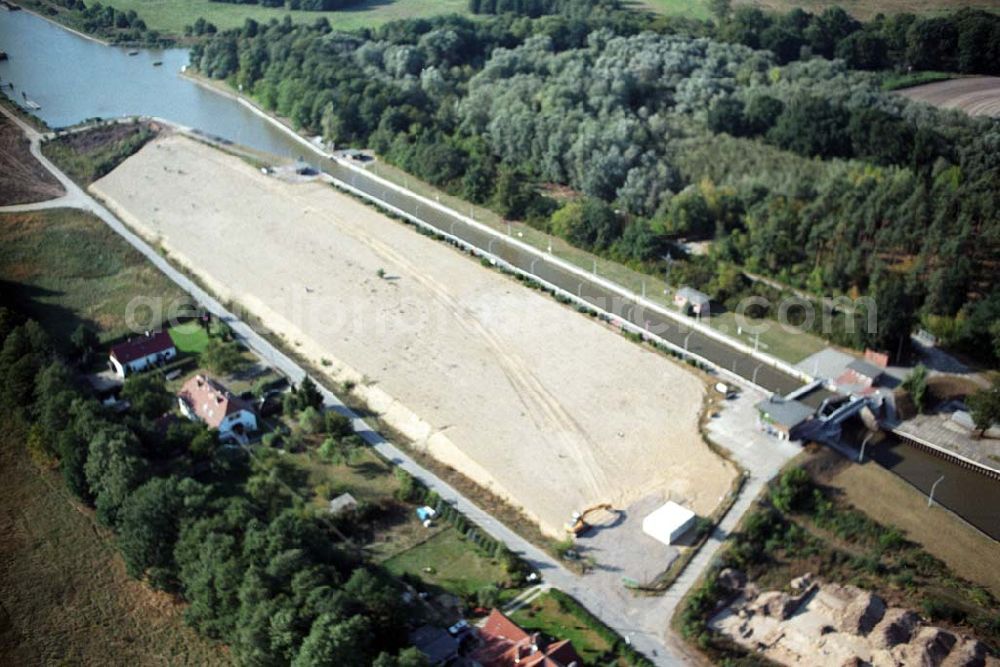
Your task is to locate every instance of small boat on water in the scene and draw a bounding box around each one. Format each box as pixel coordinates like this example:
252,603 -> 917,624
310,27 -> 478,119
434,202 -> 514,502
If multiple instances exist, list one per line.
128,50 -> 139,56
152,61 -> 163,67
0,51 -> 8,61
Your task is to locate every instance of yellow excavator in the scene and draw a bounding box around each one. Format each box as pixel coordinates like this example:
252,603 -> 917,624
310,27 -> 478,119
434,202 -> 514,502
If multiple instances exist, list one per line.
565,503 -> 614,535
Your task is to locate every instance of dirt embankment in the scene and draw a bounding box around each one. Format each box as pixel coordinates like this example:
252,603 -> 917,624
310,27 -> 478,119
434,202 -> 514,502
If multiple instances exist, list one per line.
0,115 -> 63,205
91,134 -> 737,537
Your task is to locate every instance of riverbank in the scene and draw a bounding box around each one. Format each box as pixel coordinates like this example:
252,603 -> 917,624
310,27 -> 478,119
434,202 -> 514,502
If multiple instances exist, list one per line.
11,1 -> 109,45
182,68 -> 331,159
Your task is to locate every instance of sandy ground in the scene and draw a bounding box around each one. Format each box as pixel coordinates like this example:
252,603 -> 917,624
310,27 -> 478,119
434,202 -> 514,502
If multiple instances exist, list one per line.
897,76 -> 1000,118
91,134 -> 735,537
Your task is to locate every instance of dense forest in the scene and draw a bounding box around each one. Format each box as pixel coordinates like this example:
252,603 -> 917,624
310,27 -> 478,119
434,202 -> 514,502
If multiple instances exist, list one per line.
192,2 -> 1000,366
209,0 -> 364,11
27,0 -> 168,45
0,302 -> 441,666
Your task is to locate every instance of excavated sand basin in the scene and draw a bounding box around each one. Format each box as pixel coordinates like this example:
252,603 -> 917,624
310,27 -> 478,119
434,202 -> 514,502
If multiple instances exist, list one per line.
92,134 -> 736,536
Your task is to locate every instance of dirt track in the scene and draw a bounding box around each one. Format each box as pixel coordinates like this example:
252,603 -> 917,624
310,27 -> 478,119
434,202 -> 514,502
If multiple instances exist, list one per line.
91,134 -> 736,537
0,115 -> 63,206
897,76 -> 1000,117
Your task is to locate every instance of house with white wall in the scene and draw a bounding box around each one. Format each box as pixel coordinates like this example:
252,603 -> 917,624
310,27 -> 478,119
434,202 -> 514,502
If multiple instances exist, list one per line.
177,374 -> 257,439
109,331 -> 177,378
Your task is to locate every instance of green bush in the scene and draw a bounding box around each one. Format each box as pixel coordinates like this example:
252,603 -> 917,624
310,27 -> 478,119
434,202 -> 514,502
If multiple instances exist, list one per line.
770,468 -> 813,513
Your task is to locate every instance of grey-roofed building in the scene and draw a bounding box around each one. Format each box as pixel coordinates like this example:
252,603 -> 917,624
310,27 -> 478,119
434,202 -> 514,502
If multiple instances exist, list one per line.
756,395 -> 815,441
408,625 -> 459,665
674,286 -> 711,315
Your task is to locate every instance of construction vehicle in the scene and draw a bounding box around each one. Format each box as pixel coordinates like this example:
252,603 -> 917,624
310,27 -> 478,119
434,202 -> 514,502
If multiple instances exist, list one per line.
565,503 -> 614,535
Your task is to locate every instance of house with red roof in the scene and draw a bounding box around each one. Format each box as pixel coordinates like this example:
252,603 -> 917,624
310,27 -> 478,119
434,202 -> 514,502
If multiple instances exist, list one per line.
472,609 -> 582,667
177,374 -> 257,439
109,331 -> 177,378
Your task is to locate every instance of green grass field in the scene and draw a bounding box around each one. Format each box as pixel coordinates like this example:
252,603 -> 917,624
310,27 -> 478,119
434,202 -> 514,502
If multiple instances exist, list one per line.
509,592 -> 613,664
706,311 -> 827,364
638,0 -> 711,20
0,209 -> 185,344
100,0 -> 469,36
168,321 -> 211,353
881,70 -> 955,91
383,527 -> 509,598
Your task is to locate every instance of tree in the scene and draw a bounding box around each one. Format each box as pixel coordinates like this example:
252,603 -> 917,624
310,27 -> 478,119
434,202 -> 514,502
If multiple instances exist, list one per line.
117,476 -> 208,588
744,95 -> 783,135
343,568 -> 403,628
34,360 -> 77,438
708,0 -> 731,21
901,364 -> 929,414
84,426 -> 149,526
0,321 -> 51,411
493,166 -> 535,220
804,7 -> 860,58
296,376 -> 324,412
549,198 -> 621,252
967,382 -> 1000,437
767,97 -> 851,159
121,373 -> 173,421
324,411 -> 354,439
70,324 -> 100,360
706,97 -> 746,136
174,497 -> 257,639
293,614 -> 371,667
201,339 -> 248,375
770,467 -> 812,513
836,30 -> 889,70
299,406 -> 324,434
373,648 -> 429,667
477,584 -> 500,608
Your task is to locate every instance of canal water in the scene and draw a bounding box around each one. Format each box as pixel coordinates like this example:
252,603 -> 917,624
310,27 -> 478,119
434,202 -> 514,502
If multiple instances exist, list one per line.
0,9 -> 303,156
2,8 -> 998,541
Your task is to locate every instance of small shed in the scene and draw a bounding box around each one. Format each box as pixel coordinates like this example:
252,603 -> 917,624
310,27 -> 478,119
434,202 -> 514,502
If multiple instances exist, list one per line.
756,395 -> 815,441
674,286 -> 711,315
327,492 -> 358,516
642,501 -> 696,546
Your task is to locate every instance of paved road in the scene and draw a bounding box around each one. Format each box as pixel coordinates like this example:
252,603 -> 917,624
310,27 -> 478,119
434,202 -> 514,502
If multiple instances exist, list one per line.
314,153 -> 834,404
0,109 -> 91,213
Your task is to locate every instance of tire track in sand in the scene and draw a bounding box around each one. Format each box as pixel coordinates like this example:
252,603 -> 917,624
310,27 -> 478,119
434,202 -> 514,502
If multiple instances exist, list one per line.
354,229 -> 613,499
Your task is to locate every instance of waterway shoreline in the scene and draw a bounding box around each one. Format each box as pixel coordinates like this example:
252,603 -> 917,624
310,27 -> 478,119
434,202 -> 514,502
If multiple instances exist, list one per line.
10,0 -> 109,45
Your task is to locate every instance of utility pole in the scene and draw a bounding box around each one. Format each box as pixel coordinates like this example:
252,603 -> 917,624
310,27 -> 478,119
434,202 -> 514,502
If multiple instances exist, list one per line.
858,432 -> 873,463
928,474 -> 945,508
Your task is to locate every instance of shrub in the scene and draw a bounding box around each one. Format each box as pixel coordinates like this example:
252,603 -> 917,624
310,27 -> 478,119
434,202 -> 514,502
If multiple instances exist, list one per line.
324,411 -> 354,439
770,467 -> 813,513
921,597 -> 967,624
298,406 -> 323,434
477,584 -> 500,608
